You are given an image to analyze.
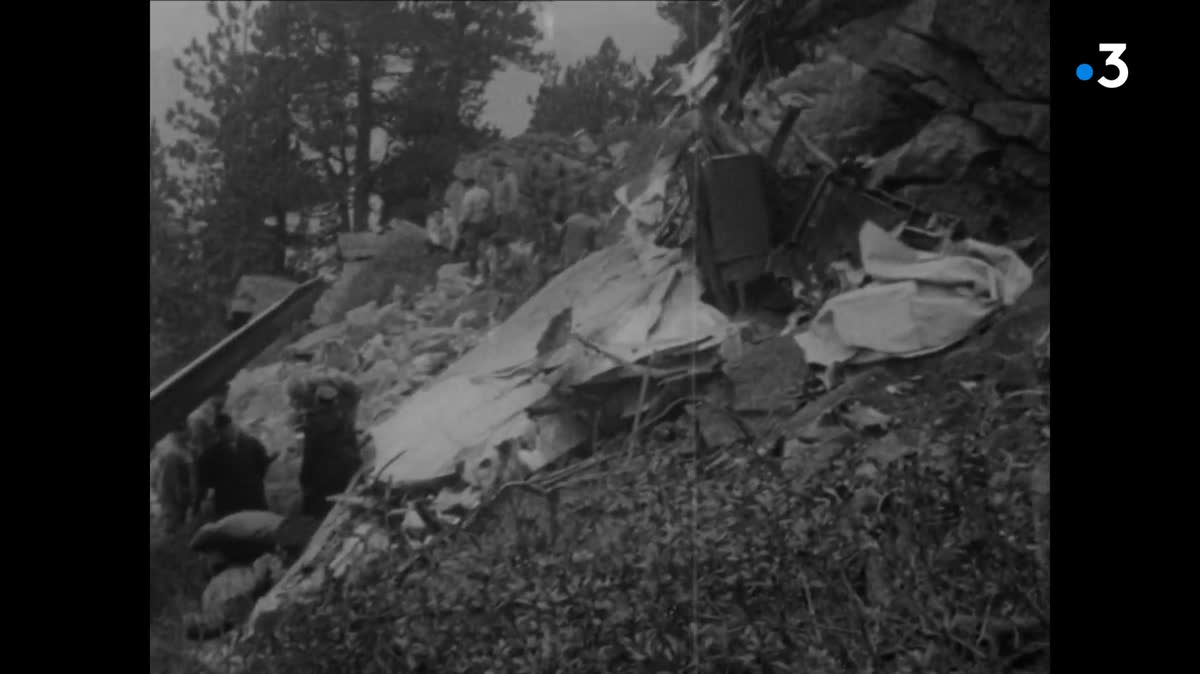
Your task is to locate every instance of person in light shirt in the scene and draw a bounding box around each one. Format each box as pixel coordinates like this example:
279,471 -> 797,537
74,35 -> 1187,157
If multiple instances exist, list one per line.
152,426 -> 197,535
442,207 -> 461,256
459,177 -> 494,278
424,208 -> 448,252
492,161 -> 520,236
444,180 -> 465,225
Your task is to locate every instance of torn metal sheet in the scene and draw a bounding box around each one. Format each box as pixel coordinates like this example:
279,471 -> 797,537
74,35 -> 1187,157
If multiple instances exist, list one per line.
667,15 -> 730,105
614,153 -> 682,256
369,241 -> 732,486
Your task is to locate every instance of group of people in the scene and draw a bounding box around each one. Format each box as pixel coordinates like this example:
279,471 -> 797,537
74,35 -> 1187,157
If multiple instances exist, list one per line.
153,391 -> 277,536
153,382 -> 361,536
424,159 -> 607,285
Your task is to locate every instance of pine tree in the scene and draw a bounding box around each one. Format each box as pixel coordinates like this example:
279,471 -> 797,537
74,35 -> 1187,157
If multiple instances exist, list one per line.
150,119 -> 224,386
528,37 -> 649,136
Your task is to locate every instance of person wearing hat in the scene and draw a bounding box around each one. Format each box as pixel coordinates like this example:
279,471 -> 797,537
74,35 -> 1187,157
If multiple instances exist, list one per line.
424,207 -> 450,254
152,424 -> 198,535
459,176 -> 495,281
192,406 -> 277,521
556,200 -> 605,270
492,159 -> 521,238
298,383 -> 362,519
444,180 -> 465,227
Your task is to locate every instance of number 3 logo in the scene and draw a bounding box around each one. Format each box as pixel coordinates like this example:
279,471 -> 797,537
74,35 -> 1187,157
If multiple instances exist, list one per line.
1098,43 -> 1128,89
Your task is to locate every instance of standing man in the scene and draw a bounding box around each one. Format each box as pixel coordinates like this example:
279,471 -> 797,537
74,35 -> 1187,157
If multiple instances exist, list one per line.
444,179 -> 465,221
557,205 -> 604,269
192,410 -> 277,520
459,176 -> 494,280
296,382 -> 362,519
492,160 -> 521,240
442,206 -> 461,258
424,208 -> 449,254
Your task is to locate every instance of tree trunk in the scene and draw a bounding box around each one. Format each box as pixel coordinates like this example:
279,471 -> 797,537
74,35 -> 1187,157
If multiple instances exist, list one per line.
274,2 -> 293,276
352,49 -> 375,232
272,199 -> 289,275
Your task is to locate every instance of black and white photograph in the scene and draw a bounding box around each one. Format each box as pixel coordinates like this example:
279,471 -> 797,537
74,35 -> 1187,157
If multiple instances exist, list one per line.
150,1 -> 1051,671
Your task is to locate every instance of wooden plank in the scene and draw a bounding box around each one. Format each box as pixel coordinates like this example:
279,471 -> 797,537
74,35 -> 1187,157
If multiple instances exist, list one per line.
149,278 -> 327,449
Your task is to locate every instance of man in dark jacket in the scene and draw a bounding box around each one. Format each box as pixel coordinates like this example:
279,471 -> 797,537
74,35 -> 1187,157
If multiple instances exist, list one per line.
192,411 -> 277,520
298,383 -> 361,519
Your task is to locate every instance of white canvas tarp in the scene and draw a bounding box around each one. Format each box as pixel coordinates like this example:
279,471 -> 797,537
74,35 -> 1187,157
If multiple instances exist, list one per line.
793,221 -> 1034,368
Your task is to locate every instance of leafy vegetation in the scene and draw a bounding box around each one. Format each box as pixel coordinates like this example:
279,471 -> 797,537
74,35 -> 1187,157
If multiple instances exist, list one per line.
525,0 -> 725,138
528,37 -> 656,136
150,119 -> 226,386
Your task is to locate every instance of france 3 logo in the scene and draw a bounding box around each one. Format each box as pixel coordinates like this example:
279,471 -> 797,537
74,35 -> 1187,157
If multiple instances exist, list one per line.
1075,44 -> 1128,89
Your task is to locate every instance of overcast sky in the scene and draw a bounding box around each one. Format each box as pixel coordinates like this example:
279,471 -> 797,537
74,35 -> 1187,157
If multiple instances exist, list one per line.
149,1 -> 678,136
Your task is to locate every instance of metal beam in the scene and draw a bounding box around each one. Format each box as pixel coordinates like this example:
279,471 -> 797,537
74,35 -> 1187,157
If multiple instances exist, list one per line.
149,278 -> 327,450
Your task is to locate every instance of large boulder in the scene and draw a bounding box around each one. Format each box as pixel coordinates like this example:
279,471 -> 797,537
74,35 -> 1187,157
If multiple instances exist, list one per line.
869,113 -> 1001,186
929,0 -> 1050,100
880,0 -> 1049,100
1001,144 -> 1050,189
972,100 -> 1050,153
869,28 -> 1005,104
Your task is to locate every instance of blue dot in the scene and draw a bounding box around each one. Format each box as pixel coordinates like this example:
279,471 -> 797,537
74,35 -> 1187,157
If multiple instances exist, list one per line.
1076,64 -> 1093,81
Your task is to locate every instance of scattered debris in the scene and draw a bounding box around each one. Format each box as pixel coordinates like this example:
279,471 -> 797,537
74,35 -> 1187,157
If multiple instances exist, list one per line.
723,335 -> 809,414
328,523 -> 393,583
250,239 -> 735,627
369,242 -> 731,487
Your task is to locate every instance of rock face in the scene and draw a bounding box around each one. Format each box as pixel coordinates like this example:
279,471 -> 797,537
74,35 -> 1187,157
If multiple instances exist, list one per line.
973,100 -> 1050,152
751,0 -> 1048,244
872,113 -> 1001,186
926,0 -> 1050,101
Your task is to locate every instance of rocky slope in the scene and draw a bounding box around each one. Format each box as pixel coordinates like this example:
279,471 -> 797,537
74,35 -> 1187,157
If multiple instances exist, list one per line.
150,2 -> 1051,669
745,0 -> 1049,244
